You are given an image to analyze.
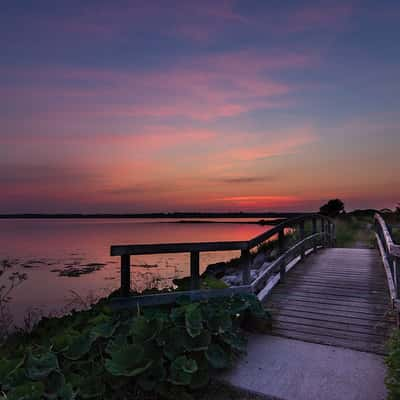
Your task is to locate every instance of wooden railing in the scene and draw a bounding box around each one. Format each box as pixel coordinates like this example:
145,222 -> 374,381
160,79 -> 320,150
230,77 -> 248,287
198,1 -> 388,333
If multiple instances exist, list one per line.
110,214 -> 335,308
375,213 -> 400,313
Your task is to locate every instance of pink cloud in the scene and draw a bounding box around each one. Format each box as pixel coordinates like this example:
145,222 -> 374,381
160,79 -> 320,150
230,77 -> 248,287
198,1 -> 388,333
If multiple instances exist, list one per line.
2,49 -> 314,123
286,3 -> 354,32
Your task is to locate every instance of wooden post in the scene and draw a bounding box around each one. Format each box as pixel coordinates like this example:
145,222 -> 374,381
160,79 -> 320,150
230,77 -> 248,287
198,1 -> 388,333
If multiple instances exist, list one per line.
331,222 -> 336,247
278,229 -> 285,255
299,221 -> 305,260
121,255 -> 131,296
280,258 -> 286,283
312,217 -> 317,252
241,249 -> 251,285
190,251 -> 200,290
321,219 -> 326,247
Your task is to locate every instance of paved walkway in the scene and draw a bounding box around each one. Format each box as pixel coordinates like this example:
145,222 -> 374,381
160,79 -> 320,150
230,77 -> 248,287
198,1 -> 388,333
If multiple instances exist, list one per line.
220,335 -> 387,400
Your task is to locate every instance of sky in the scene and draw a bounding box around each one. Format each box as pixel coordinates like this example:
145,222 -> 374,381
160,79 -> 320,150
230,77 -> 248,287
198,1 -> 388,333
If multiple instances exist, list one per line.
1,0 -> 400,213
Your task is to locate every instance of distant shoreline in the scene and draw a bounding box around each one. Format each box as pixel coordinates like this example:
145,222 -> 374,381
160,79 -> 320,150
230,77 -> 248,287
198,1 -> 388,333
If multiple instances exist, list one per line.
0,212 -> 305,219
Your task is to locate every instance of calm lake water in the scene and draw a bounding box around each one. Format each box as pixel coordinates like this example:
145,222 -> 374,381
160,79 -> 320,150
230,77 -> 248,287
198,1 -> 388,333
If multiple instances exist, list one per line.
0,218 -> 272,325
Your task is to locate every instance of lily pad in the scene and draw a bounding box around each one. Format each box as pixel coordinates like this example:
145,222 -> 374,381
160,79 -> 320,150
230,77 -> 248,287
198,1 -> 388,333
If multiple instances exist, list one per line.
130,317 -> 162,343
25,352 -> 59,380
205,344 -> 231,369
7,382 -> 44,400
170,356 -> 197,386
105,344 -> 153,377
63,333 -> 96,360
185,304 -> 203,338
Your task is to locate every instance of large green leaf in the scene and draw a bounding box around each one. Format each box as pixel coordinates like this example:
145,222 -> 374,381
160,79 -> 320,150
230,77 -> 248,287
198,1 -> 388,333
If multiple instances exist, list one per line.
137,359 -> 166,391
44,371 -> 65,399
58,383 -> 76,400
169,356 -> 197,386
7,382 -> 44,400
160,327 -> 187,361
189,368 -> 209,389
105,344 -> 153,377
184,330 -> 211,352
63,333 -> 96,360
205,344 -> 231,369
185,304 -> 203,338
220,331 -> 247,353
104,334 -> 128,355
91,319 -> 119,339
0,357 -> 24,385
130,317 -> 162,343
79,376 -> 106,399
25,351 -> 59,380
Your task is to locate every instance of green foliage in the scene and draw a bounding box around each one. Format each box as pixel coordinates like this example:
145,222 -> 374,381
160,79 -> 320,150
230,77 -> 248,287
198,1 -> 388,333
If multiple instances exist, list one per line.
320,199 -> 345,217
386,330 -> 400,399
0,293 -> 271,399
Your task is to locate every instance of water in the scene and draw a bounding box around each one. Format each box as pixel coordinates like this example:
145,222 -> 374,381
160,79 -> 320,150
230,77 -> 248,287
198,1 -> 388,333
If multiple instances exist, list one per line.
0,218 -> 273,324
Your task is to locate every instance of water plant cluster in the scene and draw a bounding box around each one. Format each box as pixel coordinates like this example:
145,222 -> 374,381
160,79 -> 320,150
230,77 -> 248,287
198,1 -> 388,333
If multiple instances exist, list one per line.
0,293 -> 271,399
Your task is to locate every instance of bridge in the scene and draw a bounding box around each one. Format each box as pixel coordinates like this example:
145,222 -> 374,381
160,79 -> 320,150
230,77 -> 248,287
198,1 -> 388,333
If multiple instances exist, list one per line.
110,213 -> 400,399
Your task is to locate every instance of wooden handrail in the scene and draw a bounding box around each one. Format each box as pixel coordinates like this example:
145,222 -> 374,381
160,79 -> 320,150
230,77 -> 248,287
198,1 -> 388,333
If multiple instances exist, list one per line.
375,213 -> 400,257
110,213 -> 335,300
374,213 -> 400,317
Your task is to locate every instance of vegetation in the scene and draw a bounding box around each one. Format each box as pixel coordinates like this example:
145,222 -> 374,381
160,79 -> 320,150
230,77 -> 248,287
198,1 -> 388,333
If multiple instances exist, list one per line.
0,260 -> 27,342
320,199 -> 345,218
386,330 -> 400,399
334,215 -> 376,248
0,293 -> 271,400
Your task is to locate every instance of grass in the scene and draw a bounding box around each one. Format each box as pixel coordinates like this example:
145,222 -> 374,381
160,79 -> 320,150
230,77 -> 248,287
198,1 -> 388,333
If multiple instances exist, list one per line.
392,227 -> 400,244
334,215 -> 376,248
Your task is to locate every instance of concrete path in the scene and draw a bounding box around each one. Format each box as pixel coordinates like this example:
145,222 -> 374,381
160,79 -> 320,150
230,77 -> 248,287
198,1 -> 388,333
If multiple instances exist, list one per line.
219,335 -> 387,400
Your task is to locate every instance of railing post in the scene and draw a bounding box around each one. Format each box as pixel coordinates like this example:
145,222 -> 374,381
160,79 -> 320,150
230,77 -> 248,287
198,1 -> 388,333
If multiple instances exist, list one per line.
280,257 -> 286,283
190,251 -> 200,290
312,217 -> 317,252
300,220 -> 305,260
394,257 -> 400,326
278,229 -> 285,255
241,249 -> 251,285
121,255 -> 131,296
331,222 -> 336,247
321,218 -> 326,247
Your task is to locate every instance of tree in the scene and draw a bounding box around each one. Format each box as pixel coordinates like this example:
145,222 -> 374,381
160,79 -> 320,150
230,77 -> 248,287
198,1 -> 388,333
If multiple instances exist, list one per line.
396,203 -> 400,214
319,199 -> 345,218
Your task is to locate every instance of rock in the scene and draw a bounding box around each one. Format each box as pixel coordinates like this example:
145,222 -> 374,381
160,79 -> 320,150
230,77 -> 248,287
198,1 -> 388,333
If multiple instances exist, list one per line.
202,262 -> 229,278
252,252 -> 266,269
222,274 -> 242,286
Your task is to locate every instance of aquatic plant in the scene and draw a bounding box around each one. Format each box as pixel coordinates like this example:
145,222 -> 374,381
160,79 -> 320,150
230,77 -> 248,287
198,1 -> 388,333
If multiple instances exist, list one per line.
0,293 -> 271,399
0,259 -> 27,342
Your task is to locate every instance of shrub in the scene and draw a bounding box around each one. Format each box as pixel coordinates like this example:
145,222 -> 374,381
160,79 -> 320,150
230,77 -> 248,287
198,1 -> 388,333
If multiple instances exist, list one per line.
0,293 -> 271,400
385,330 -> 400,399
320,199 -> 345,218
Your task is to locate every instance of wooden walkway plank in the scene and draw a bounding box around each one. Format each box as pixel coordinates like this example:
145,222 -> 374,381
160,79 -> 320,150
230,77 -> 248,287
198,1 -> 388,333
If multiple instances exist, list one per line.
264,248 -> 395,354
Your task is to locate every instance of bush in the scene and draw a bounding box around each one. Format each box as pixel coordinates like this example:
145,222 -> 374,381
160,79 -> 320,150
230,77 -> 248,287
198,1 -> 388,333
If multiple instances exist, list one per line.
0,293 -> 271,400
385,330 -> 400,399
320,199 -> 345,218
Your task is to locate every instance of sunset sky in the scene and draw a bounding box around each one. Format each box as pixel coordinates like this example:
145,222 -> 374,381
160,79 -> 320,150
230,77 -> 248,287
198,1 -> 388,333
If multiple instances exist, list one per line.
1,0 -> 399,213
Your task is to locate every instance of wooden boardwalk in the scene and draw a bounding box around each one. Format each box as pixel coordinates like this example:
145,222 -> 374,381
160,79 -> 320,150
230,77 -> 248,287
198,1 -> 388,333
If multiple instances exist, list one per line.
264,248 -> 396,354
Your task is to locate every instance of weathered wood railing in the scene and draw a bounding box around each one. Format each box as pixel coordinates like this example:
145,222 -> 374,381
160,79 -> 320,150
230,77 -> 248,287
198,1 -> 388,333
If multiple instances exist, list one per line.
110,214 -> 335,308
375,213 -> 400,315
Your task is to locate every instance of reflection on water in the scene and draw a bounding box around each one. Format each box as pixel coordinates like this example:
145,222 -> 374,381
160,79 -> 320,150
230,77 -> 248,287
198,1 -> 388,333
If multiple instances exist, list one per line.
0,218 -> 272,324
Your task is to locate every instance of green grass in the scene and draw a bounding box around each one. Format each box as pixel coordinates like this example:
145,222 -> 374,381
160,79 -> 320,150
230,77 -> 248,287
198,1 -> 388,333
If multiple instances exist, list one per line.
385,330 -> 400,399
334,216 -> 375,248
392,228 -> 400,244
